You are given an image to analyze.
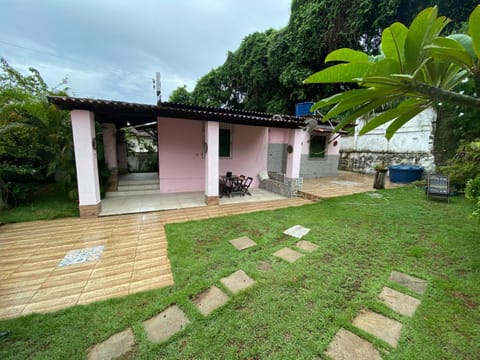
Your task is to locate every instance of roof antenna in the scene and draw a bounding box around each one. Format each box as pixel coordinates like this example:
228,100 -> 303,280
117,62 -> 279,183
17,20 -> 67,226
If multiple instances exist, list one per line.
154,72 -> 161,105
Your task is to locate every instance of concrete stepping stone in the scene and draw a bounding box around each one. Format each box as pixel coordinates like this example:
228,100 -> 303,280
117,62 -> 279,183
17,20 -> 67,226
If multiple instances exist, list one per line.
192,286 -> 229,316
379,286 -> 421,317
229,236 -> 257,250
295,240 -> 319,252
143,305 -> 190,343
273,247 -> 304,263
353,310 -> 402,348
283,225 -> 310,239
389,271 -> 427,294
220,269 -> 255,294
87,328 -> 135,360
325,328 -> 382,360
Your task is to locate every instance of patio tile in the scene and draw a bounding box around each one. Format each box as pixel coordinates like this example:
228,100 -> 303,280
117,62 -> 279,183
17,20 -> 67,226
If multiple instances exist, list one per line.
78,284 -> 130,305
0,305 -> 26,320
283,225 -> 310,239
220,270 -> 255,294
87,328 -> 135,360
192,286 -> 229,316
379,286 -> 421,317
353,310 -> 403,347
295,240 -> 319,252
22,293 -> 81,315
83,273 -> 132,292
273,247 -> 304,263
31,282 -> 87,302
58,245 -> 105,267
0,291 -> 36,307
325,328 -> 382,360
389,271 -> 427,294
229,236 -> 257,250
143,305 -> 190,343
128,276 -> 173,294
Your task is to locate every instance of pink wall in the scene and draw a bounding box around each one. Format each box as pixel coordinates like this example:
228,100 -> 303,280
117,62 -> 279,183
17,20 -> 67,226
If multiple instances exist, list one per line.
268,128 -> 289,144
300,132 -> 341,155
157,117 -> 205,193
219,125 -> 268,188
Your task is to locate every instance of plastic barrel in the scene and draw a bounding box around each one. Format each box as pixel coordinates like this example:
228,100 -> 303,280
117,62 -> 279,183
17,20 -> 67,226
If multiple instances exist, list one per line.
295,102 -> 314,116
389,165 -> 424,183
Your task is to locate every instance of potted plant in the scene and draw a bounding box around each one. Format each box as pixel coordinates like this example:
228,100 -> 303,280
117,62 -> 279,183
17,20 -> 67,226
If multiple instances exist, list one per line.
373,163 -> 388,189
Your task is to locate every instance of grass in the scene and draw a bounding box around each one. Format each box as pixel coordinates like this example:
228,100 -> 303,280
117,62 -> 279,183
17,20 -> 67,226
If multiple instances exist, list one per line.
0,184 -> 78,223
0,187 -> 479,359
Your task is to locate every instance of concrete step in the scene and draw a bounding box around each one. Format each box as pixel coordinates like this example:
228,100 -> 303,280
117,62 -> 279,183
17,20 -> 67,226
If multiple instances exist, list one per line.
118,179 -> 159,186
106,189 -> 162,197
117,184 -> 160,191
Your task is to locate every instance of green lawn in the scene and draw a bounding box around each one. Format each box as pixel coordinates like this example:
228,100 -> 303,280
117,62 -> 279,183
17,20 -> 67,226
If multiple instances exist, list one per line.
0,184 -> 78,223
0,187 -> 478,359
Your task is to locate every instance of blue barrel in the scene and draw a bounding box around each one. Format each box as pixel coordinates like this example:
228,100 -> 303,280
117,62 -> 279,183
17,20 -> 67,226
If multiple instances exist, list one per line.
295,102 -> 314,116
389,165 -> 424,183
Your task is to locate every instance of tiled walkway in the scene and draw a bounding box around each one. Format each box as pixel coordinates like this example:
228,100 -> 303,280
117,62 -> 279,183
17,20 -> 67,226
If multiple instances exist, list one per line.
0,172 -> 398,319
0,198 -> 309,319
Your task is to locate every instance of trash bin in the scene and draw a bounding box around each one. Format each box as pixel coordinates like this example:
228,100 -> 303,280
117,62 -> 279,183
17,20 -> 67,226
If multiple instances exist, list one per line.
389,165 -> 424,183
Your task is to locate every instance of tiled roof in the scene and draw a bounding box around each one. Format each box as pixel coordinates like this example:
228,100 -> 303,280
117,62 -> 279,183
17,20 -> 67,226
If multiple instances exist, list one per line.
47,96 -> 311,129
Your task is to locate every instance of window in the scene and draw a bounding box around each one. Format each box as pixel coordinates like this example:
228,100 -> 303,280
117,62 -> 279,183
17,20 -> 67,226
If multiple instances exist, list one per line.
219,128 -> 231,157
309,135 -> 326,158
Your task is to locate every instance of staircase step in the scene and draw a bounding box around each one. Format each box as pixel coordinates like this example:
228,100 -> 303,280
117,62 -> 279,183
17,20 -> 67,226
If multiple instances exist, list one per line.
118,184 -> 159,191
106,189 -> 162,197
118,179 -> 159,186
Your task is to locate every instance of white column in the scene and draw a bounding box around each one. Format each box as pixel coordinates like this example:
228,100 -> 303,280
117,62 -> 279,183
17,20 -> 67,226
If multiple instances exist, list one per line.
205,121 -> 219,205
286,129 -> 302,179
71,110 -> 101,217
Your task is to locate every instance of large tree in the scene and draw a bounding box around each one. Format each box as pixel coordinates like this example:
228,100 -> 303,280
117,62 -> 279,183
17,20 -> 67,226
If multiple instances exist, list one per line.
303,6 -> 480,139
169,0 -> 476,114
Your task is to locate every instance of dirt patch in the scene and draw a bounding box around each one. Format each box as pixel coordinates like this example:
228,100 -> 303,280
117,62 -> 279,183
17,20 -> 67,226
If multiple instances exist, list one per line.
258,261 -> 272,271
323,253 -> 334,263
451,291 -> 477,309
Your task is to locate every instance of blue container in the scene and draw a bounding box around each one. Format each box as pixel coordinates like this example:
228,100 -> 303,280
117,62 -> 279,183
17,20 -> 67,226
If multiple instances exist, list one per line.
295,102 -> 314,116
389,165 -> 424,183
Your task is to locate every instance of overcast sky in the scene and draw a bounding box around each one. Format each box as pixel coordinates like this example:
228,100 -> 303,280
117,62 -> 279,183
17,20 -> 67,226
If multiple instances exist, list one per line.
0,0 -> 291,104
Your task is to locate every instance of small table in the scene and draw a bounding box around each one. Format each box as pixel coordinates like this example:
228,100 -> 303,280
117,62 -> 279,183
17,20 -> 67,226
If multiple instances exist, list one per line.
219,175 -> 243,197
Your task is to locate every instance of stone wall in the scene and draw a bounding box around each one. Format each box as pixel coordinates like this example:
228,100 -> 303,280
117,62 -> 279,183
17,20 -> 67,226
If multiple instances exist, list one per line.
339,151 -> 435,174
300,155 -> 339,178
260,171 -> 303,197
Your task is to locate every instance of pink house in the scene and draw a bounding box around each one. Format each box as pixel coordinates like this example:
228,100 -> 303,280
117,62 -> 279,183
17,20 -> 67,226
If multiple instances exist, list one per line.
48,97 -> 342,218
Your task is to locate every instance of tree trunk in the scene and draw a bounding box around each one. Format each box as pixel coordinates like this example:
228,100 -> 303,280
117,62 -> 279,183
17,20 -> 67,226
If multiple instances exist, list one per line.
373,170 -> 387,189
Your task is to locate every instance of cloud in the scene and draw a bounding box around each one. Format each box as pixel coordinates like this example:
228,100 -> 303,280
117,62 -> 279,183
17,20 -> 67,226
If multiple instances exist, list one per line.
0,0 -> 291,103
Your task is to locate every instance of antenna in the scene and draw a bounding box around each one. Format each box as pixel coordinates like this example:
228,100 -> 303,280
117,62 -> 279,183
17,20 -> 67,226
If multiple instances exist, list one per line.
155,72 -> 161,105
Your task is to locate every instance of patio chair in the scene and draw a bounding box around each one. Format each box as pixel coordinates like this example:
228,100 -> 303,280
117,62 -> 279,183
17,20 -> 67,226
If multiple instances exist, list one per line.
426,173 -> 450,202
219,176 -> 232,198
241,177 -> 253,196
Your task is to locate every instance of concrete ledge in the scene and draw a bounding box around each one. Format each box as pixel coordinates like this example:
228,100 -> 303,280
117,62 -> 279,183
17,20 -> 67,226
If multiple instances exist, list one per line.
79,203 -> 102,218
260,172 -> 303,198
205,196 -> 219,206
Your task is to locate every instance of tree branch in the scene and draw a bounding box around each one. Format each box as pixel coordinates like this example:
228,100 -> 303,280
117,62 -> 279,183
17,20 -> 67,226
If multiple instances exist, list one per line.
412,82 -> 480,109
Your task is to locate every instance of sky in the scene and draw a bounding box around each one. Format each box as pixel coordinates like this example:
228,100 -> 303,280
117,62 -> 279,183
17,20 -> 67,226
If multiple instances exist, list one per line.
0,0 -> 292,104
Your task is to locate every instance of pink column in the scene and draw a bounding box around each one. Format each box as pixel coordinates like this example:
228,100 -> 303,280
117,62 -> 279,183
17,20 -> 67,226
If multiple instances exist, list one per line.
71,110 -> 101,218
102,123 -> 118,191
286,129 -> 303,179
205,121 -> 219,205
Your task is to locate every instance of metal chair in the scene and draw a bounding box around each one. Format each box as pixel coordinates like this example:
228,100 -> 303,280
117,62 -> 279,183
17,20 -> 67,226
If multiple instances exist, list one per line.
426,173 -> 450,202
241,177 -> 253,196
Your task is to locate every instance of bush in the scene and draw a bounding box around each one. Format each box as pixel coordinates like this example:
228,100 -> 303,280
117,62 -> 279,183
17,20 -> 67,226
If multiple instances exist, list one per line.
441,140 -> 480,191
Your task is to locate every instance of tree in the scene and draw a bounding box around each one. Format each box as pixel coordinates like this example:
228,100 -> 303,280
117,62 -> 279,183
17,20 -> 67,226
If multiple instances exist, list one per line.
304,6 -> 480,139
0,59 -> 74,206
168,85 -> 192,104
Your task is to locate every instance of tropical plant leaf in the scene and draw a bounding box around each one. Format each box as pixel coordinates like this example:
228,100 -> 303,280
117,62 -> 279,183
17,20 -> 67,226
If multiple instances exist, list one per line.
324,48 -> 369,63
380,22 -> 408,68
427,37 -> 474,70
365,58 -> 402,78
469,5 -> 480,59
304,63 -> 371,84
386,105 -> 427,139
404,7 -> 450,72
448,34 -> 476,59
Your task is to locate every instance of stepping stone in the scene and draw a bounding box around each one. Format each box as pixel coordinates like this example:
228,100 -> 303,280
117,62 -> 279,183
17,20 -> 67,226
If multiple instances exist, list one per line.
353,310 -> 402,348
379,286 -> 421,317
325,328 -> 382,360
273,247 -> 304,263
283,225 -> 310,239
296,240 -> 319,252
229,236 -> 257,250
192,286 -> 229,316
220,269 -> 255,294
143,305 -> 190,343
389,271 -> 427,294
87,328 -> 135,360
